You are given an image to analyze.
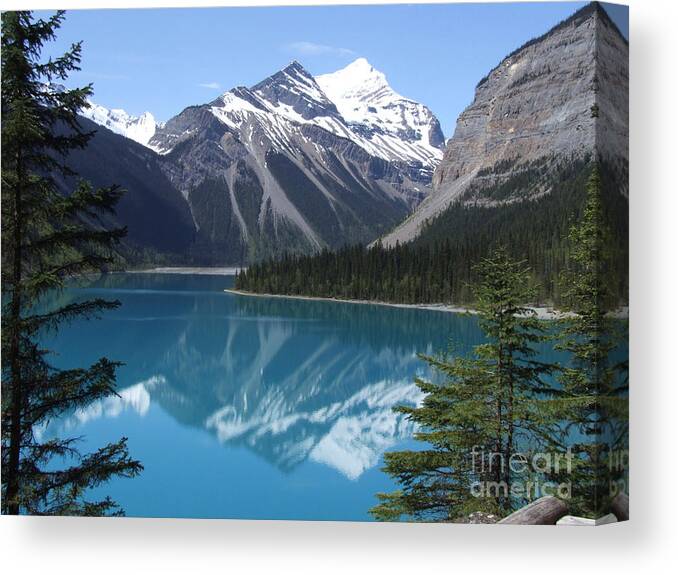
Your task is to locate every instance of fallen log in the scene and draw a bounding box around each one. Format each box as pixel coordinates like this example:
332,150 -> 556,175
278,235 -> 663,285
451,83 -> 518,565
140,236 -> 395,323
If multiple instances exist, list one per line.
498,496 -> 569,525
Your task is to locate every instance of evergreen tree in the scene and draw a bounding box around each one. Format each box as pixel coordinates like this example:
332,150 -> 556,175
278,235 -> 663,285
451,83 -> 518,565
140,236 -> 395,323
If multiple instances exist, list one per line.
1,10 -> 142,516
370,249 -> 558,521
554,164 -> 629,517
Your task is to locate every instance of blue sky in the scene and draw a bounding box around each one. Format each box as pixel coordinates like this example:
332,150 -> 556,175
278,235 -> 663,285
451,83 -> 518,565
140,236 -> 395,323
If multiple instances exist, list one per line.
38,2 -> 628,137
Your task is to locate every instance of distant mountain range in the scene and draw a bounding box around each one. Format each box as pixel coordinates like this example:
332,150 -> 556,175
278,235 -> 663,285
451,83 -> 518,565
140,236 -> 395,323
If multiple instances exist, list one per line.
233,2 -> 629,304
64,2 -> 627,276
72,58 -> 445,264
79,101 -> 159,147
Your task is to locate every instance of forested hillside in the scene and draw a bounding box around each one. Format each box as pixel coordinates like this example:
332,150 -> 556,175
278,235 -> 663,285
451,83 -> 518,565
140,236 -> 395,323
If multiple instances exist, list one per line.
235,159 -> 628,305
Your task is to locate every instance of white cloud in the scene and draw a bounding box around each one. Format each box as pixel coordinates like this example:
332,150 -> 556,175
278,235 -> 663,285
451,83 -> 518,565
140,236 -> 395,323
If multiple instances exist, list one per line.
198,81 -> 221,90
284,41 -> 356,57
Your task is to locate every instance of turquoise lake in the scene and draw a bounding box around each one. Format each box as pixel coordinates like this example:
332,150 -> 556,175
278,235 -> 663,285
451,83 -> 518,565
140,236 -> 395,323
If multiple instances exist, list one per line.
40,272 -> 557,521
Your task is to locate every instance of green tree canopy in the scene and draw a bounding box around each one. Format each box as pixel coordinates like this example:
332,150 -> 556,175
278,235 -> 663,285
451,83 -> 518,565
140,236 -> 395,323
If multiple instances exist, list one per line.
554,164 -> 629,517
1,10 -> 141,516
371,249 -> 560,521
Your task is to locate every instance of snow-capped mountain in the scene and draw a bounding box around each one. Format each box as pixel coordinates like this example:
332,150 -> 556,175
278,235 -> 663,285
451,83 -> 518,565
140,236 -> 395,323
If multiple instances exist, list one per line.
152,58 -> 444,173
73,59 -> 445,264
79,100 -> 158,147
145,59 -> 444,263
42,83 -> 159,148
317,58 -> 444,170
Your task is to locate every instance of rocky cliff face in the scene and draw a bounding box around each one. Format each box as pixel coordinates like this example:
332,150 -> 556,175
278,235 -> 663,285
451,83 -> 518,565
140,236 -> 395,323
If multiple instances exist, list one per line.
595,4 -> 629,185
380,3 -> 628,247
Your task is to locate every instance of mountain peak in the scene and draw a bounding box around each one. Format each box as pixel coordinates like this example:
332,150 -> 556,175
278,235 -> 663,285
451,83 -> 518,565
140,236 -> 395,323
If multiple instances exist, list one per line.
353,57 -> 386,74
79,100 -> 158,147
250,59 -> 338,122
477,1 -> 625,88
316,60 -> 445,163
282,59 -> 309,76
316,58 -> 390,103
342,57 -> 376,73
253,59 -> 320,93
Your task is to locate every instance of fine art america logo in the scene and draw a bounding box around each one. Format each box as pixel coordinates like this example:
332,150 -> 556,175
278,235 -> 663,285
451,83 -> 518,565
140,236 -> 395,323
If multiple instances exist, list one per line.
469,446 -> 629,500
470,446 -> 574,500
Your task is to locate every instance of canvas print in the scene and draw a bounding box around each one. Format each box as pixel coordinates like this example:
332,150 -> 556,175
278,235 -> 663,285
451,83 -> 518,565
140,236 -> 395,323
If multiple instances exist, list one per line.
1,2 -> 628,524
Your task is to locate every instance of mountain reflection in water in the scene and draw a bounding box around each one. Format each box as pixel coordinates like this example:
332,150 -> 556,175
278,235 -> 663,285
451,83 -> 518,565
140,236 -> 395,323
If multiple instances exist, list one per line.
41,273 -> 486,519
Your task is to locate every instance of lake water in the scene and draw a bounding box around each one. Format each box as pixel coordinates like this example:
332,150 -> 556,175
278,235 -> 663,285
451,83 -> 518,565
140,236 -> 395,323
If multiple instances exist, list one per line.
40,272 -> 520,520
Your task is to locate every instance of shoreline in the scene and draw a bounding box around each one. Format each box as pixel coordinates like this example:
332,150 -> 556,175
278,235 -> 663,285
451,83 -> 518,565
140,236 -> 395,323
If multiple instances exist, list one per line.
127,266 -> 243,276
224,289 -> 575,320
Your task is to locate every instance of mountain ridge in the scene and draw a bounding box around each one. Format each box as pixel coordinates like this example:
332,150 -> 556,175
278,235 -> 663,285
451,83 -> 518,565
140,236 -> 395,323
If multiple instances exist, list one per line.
379,1 -> 628,247
82,58 -> 445,172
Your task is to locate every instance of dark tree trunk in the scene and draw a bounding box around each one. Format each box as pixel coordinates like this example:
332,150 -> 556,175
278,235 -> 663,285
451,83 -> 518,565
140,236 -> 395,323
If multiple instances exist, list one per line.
5,148 -> 24,515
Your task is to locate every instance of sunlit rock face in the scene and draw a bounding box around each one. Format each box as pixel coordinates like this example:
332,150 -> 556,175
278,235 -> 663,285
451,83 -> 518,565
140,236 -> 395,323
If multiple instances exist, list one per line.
380,3 -> 628,247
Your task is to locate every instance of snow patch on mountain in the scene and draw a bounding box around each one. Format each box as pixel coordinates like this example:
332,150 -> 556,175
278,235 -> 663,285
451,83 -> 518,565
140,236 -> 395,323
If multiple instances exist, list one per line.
316,58 -> 445,167
80,100 -> 158,147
